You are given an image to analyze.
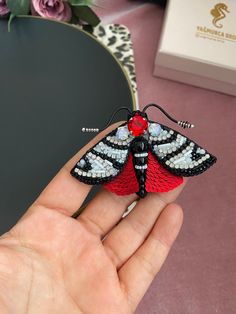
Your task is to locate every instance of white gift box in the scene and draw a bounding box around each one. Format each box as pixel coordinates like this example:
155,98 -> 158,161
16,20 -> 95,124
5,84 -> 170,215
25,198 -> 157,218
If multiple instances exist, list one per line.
154,0 -> 236,96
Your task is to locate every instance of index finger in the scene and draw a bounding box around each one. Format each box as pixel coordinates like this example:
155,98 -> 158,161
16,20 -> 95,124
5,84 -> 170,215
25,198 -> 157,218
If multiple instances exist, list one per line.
30,123 -> 122,216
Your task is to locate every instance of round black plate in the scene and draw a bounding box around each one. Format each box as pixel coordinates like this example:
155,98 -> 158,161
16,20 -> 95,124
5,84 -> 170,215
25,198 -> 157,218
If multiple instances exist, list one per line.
0,17 -> 135,233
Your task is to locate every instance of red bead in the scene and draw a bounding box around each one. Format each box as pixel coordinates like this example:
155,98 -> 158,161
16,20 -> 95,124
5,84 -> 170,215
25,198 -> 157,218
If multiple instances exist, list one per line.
128,113 -> 148,136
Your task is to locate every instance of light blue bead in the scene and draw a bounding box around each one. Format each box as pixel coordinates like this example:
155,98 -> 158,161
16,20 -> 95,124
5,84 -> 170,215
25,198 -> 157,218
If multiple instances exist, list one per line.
148,123 -> 162,136
116,126 -> 130,140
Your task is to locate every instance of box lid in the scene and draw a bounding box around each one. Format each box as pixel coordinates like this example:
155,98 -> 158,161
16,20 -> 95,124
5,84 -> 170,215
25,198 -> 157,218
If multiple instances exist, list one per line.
156,0 -> 236,85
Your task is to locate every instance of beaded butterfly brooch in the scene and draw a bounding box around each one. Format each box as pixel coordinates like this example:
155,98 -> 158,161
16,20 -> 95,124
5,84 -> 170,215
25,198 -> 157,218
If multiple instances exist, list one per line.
71,104 -> 217,198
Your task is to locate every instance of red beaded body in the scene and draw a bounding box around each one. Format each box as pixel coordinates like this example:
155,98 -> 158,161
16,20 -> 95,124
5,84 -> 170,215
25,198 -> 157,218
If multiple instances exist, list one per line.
105,111 -> 183,198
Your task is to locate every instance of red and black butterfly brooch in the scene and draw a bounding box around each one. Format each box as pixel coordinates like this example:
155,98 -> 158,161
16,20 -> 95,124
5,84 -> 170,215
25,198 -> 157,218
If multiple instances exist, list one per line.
71,104 -> 217,198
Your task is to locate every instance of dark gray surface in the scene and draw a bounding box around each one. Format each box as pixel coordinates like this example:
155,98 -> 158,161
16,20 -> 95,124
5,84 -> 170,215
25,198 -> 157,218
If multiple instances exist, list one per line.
0,17 -> 134,233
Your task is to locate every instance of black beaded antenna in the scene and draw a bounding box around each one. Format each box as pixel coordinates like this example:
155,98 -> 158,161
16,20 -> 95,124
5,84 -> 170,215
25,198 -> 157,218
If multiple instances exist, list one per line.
81,103 -> 194,133
82,107 -> 132,133
142,103 -> 194,129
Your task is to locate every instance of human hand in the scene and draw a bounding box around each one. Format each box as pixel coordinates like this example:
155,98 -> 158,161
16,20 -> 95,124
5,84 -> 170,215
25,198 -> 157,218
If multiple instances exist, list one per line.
0,125 -> 185,314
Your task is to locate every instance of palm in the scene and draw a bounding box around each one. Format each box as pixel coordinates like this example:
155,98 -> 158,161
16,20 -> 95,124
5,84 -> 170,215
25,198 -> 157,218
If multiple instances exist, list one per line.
0,127 -> 184,314
0,208 -> 127,313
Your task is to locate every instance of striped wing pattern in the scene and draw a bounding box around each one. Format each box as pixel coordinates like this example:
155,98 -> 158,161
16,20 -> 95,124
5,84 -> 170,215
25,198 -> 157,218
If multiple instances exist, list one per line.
71,124 -> 133,184
148,123 -> 217,177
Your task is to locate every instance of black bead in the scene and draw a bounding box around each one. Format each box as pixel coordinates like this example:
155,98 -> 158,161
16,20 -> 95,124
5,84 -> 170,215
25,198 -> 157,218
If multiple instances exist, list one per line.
137,169 -> 146,175
139,176 -> 145,184
137,189 -> 147,198
135,157 -> 146,165
132,138 -> 148,152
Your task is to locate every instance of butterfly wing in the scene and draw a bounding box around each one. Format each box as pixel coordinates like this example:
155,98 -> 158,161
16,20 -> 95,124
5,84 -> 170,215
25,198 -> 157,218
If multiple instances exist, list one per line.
148,122 -> 217,177
71,124 -> 133,184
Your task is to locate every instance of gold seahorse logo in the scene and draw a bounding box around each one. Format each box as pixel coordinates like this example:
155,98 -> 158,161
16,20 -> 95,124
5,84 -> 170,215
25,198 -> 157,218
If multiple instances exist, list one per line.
211,3 -> 230,28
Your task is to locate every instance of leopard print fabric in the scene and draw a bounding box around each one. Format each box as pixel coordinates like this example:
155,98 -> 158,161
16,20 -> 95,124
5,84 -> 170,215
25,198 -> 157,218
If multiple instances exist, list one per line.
93,24 -> 138,107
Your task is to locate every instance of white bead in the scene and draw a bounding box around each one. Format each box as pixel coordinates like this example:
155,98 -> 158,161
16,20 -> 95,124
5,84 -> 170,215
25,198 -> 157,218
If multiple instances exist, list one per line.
148,123 -> 162,137
197,148 -> 205,155
78,159 -> 86,167
116,126 -> 130,140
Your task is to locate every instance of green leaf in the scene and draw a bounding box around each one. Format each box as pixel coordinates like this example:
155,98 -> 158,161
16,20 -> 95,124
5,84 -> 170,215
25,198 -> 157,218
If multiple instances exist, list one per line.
70,12 -> 79,25
68,0 -> 94,6
6,0 -> 30,15
73,6 -> 100,27
82,24 -> 94,34
7,13 -> 15,32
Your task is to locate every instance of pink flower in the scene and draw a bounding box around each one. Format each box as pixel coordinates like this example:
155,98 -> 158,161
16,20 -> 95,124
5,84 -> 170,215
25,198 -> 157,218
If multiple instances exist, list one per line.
31,0 -> 72,22
0,0 -> 10,16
